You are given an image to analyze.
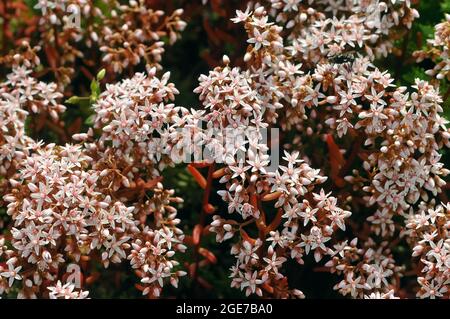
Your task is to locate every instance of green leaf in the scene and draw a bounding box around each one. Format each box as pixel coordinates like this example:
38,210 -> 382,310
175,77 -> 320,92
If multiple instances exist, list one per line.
97,68 -> 106,81
90,78 -> 101,102
85,114 -> 96,126
90,79 -> 99,95
65,96 -> 81,105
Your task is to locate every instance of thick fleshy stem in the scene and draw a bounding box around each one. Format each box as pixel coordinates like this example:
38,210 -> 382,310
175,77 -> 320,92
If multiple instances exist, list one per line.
190,163 -> 215,292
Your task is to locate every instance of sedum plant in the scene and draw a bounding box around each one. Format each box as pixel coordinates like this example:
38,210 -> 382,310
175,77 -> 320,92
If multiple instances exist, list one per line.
0,0 -> 449,299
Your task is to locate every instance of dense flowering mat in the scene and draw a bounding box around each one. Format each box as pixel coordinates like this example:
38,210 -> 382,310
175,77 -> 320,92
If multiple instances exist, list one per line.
0,0 -> 450,299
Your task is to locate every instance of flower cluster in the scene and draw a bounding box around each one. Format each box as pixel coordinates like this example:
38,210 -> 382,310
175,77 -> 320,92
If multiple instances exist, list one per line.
212,151 -> 351,298
126,183 -> 187,297
227,3 -> 450,298
414,14 -> 450,83
404,201 -> 450,298
99,1 -> 186,73
0,0 -> 449,300
47,281 -> 89,299
266,0 -> 418,59
2,144 -> 133,297
0,63 -> 65,179
193,58 -> 351,297
91,69 -> 182,175
324,237 -> 402,298
4,0 -> 186,87
1,141 -> 186,298
0,68 -> 188,298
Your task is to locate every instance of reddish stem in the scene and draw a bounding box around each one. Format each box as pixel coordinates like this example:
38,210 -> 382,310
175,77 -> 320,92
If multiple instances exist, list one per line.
191,163 -> 215,291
